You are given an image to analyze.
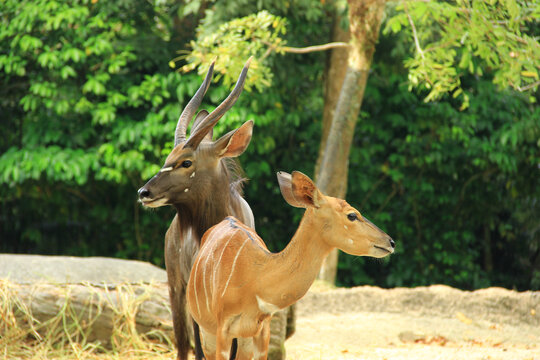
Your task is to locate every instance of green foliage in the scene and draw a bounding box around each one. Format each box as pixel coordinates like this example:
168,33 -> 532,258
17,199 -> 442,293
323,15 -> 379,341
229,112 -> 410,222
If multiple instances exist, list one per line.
0,0 -> 188,262
385,0 -> 540,108
178,11 -> 288,91
175,0 -> 328,91
0,0 -> 329,267
1,0 -> 538,292
337,31 -> 540,289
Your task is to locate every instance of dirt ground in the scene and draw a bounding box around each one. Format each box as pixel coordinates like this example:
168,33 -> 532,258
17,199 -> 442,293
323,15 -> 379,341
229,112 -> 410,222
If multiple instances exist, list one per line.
284,284 -> 539,360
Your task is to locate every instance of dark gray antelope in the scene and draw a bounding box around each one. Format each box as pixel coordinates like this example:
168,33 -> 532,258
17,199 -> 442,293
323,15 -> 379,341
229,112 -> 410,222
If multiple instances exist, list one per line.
138,59 -> 254,360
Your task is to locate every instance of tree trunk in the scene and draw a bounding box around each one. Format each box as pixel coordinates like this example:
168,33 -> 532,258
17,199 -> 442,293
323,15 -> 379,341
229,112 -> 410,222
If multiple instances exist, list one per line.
316,0 -> 387,284
315,4 -> 351,182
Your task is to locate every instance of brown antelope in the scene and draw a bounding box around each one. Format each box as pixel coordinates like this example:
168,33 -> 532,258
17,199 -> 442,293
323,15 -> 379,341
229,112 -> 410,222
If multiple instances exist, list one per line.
187,171 -> 395,360
138,59 -> 255,360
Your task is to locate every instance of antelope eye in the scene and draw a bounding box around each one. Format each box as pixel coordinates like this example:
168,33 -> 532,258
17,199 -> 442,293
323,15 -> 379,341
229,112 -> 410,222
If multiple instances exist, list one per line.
347,213 -> 358,221
181,160 -> 192,168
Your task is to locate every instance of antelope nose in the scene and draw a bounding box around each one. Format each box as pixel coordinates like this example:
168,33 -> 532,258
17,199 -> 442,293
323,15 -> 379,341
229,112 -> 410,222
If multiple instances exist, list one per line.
138,187 -> 151,199
389,238 -> 395,249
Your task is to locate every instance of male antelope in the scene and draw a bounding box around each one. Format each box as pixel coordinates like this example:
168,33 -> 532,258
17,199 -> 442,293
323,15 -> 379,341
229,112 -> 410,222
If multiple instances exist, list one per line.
138,59 -> 255,360
187,171 -> 395,360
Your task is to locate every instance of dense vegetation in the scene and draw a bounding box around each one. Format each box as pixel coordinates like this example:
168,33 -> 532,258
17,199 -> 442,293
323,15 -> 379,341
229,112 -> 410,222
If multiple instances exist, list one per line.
1,0 -> 538,290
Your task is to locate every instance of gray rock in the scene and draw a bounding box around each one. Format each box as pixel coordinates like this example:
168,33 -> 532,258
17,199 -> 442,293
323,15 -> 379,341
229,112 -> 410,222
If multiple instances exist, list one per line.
1,254 -> 171,347
0,254 -> 167,284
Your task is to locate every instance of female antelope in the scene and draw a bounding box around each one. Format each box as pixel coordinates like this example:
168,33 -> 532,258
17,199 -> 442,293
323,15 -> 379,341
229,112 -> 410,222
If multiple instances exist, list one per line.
187,171 -> 395,359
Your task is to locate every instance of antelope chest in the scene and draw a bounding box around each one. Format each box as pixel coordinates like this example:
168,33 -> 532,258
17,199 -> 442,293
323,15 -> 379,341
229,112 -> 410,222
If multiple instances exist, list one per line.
224,296 -> 282,338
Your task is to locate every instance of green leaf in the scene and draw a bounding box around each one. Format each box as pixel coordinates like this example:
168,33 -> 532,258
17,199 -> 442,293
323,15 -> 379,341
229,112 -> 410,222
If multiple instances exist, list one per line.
60,66 -> 76,79
63,48 -> 86,63
83,77 -> 106,95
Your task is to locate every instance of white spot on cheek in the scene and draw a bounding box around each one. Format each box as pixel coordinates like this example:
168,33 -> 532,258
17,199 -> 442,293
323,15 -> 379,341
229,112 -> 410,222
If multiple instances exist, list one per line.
184,188 -> 189,193
347,239 -> 354,245
190,172 -> 196,178
344,225 -> 348,230
161,166 -> 173,172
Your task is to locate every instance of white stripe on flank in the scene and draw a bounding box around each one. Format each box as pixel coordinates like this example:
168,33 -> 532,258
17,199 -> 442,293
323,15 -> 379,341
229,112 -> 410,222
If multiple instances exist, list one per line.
195,229 -> 217,317
203,256 -> 211,313
213,232 -> 236,291
192,252 -> 203,317
221,237 -> 249,298
203,233 -> 220,314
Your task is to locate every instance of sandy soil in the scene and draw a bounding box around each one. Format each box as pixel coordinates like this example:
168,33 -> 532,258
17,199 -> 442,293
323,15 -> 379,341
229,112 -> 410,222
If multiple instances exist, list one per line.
284,284 -> 539,360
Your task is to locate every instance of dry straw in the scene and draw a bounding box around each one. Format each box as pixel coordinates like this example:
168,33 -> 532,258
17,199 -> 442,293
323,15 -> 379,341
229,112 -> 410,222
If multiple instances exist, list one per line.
0,279 -> 176,360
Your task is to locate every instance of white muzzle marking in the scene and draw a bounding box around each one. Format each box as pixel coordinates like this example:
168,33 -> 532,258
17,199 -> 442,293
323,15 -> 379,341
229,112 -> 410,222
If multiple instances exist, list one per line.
143,197 -> 169,208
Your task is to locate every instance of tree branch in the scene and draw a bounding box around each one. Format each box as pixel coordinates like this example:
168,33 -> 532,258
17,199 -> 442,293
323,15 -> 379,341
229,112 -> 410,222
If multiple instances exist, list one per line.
263,40 -> 350,54
517,80 -> 540,92
403,2 -> 425,60
281,42 -> 350,54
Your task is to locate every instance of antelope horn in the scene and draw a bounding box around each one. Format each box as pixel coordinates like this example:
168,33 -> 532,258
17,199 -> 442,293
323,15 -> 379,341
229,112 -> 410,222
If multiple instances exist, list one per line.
174,61 -> 215,146
184,57 -> 252,150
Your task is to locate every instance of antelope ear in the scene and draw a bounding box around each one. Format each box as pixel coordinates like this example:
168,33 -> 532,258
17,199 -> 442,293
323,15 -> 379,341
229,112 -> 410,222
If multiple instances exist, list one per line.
190,110 -> 212,141
291,171 -> 324,208
277,172 -> 303,208
214,120 -> 253,158
277,171 -> 324,208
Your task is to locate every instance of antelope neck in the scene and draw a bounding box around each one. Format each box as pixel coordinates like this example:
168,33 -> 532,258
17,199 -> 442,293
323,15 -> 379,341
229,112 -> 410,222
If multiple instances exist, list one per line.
259,209 -> 333,309
173,174 -> 233,241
